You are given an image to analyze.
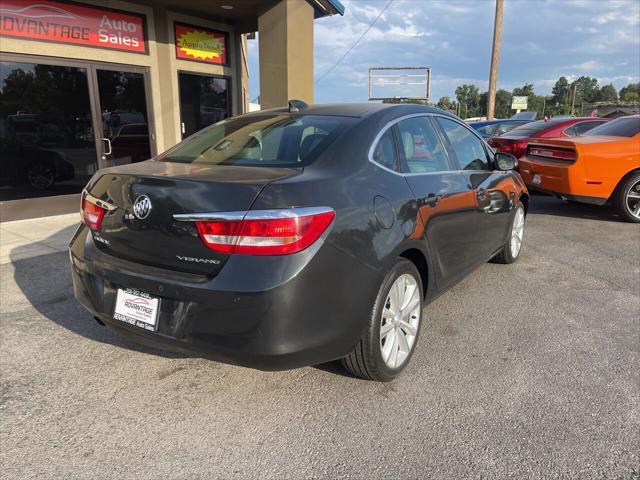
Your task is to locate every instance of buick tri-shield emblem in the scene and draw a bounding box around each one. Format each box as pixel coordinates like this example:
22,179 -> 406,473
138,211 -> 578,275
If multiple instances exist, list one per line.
132,195 -> 152,220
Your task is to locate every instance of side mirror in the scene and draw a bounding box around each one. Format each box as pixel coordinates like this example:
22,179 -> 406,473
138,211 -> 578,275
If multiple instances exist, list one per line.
495,152 -> 518,171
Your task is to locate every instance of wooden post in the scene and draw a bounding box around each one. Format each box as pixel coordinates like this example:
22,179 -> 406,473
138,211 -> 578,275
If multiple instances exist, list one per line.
487,0 -> 504,120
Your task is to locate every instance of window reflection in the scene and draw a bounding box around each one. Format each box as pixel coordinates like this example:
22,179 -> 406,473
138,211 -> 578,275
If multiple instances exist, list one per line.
179,73 -> 230,138
0,61 -> 97,201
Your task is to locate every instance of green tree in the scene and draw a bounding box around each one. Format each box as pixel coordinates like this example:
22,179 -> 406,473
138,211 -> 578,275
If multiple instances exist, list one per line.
571,76 -> 600,104
597,84 -> 618,102
495,89 -> 512,118
619,83 -> 640,102
552,76 -> 570,106
436,96 -> 456,112
512,83 -> 535,97
455,84 -> 480,118
479,91 -> 488,116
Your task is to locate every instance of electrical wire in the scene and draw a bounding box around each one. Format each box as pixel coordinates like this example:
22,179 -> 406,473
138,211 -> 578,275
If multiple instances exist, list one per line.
315,0 -> 394,85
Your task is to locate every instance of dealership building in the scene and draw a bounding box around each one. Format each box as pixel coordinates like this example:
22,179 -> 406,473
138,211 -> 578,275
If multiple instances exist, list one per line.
0,0 -> 344,220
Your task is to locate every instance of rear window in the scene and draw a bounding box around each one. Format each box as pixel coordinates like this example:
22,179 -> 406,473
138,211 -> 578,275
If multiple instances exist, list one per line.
584,117 -> 640,137
506,119 -> 566,136
159,114 -> 355,167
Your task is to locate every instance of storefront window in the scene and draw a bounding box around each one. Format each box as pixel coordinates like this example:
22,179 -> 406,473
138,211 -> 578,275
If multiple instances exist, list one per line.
96,70 -> 151,165
179,73 -> 230,138
0,61 -> 98,201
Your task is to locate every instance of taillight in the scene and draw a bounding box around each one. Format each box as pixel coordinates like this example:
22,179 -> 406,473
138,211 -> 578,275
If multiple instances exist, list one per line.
527,146 -> 577,161
81,196 -> 105,230
190,207 -> 335,255
512,142 -> 529,158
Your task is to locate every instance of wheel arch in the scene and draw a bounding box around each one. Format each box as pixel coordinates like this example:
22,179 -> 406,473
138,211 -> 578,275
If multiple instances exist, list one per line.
398,247 -> 430,300
519,192 -> 530,214
609,168 -> 640,202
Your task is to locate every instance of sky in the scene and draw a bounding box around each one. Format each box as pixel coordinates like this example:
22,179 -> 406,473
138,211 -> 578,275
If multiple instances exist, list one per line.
247,0 -> 640,103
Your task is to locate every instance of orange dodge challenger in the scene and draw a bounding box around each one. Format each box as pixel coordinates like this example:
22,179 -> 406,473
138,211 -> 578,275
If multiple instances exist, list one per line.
518,116 -> 640,222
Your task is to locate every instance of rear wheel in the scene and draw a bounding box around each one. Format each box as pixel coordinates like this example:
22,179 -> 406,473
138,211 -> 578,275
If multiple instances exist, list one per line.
614,173 -> 640,223
342,258 -> 423,382
492,203 -> 525,264
27,162 -> 55,190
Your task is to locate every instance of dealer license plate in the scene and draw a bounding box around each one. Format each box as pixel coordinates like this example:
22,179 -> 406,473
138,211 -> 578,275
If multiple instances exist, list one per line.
532,173 -> 542,185
113,288 -> 159,331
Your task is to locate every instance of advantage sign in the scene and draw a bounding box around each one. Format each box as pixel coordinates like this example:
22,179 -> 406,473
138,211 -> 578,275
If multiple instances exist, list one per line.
0,0 -> 147,53
174,22 -> 228,65
512,96 -> 528,110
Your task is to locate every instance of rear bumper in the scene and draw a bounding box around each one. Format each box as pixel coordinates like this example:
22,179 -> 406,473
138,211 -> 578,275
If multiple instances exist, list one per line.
69,225 -> 380,370
518,157 -> 608,205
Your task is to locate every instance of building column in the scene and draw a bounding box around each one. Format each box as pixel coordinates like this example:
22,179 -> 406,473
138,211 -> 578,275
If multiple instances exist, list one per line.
258,0 -> 314,109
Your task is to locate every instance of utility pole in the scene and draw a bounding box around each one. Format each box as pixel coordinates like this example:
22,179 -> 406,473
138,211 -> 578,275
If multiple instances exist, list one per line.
571,84 -> 577,116
487,0 -> 504,120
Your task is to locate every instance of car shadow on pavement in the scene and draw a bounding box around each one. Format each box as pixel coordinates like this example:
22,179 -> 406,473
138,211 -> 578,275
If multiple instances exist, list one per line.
9,225 -> 187,359
528,192 -> 626,222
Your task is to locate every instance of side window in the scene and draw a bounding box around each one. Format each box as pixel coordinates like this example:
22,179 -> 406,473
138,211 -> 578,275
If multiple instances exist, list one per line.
478,125 -> 496,136
372,129 -> 398,171
435,117 -> 490,171
396,116 -> 450,173
573,121 -> 605,136
564,125 -> 577,136
496,122 -> 520,135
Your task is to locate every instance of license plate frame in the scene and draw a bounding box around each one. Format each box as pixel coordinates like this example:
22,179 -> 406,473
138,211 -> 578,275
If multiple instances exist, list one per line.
113,288 -> 160,332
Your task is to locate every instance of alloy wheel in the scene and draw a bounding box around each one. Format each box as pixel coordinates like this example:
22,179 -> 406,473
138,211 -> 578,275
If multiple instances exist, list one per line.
27,164 -> 55,190
380,273 -> 421,369
510,206 -> 525,258
625,179 -> 640,220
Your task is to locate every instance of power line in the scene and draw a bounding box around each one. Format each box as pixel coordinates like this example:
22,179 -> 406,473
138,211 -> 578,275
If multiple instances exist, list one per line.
315,0 -> 394,85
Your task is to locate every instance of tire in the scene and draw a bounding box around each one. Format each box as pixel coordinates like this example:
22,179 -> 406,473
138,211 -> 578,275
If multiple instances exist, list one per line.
26,162 -> 55,190
341,258 -> 423,382
614,173 -> 640,223
492,202 -> 525,264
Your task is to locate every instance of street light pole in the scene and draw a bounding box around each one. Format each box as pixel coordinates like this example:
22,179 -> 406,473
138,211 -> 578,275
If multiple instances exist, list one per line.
487,0 -> 504,120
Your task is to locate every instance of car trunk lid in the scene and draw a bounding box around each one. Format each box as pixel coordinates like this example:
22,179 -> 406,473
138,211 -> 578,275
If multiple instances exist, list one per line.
85,160 -> 299,276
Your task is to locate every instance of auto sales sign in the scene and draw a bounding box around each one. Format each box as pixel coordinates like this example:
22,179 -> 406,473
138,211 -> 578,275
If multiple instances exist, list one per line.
0,0 -> 147,53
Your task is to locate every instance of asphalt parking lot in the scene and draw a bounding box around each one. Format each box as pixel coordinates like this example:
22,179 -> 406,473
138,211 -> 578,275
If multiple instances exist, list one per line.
1,194 -> 639,479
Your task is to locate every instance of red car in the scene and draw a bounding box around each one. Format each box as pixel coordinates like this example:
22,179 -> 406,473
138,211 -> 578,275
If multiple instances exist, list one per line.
487,117 -> 609,158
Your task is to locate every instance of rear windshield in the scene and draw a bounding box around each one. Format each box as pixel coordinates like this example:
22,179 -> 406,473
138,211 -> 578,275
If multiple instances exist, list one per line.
506,119 -> 567,136
584,117 -> 640,137
159,114 -> 355,167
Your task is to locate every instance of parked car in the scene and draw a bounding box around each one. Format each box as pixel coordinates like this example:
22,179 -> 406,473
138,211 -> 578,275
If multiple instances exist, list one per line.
110,123 -> 151,163
518,115 -> 640,222
70,103 -> 528,381
488,117 -> 609,158
0,139 -> 75,190
470,111 -> 538,139
470,119 -> 532,138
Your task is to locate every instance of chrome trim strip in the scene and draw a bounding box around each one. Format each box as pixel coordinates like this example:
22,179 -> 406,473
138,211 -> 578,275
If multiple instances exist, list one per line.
173,211 -> 247,222
83,190 -> 118,211
367,112 -> 495,177
173,206 -> 335,222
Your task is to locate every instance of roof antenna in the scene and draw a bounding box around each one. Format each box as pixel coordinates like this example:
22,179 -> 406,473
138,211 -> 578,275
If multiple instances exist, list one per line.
288,99 -> 309,112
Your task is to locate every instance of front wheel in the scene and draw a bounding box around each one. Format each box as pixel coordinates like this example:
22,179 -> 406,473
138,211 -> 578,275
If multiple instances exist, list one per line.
26,162 -> 55,190
614,173 -> 640,223
492,202 -> 525,264
341,258 -> 423,382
